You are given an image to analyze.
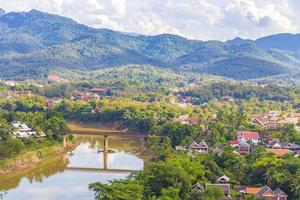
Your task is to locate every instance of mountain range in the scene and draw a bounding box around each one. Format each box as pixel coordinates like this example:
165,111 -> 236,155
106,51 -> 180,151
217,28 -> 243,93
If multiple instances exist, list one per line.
0,8 -> 300,80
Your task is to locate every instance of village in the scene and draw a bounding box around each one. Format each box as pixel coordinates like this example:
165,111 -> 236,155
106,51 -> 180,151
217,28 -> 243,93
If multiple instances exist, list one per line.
176,128 -> 294,199
173,109 -> 300,200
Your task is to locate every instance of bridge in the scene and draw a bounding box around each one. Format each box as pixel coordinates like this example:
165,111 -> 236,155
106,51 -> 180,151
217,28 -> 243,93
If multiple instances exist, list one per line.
63,125 -> 148,173
68,129 -> 149,138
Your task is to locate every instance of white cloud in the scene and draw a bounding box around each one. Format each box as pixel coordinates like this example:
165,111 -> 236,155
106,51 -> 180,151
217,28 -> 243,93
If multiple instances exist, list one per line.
0,0 -> 299,40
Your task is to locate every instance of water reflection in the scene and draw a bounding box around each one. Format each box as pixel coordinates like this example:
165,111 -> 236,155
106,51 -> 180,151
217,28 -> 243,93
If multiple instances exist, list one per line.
0,135 -> 144,200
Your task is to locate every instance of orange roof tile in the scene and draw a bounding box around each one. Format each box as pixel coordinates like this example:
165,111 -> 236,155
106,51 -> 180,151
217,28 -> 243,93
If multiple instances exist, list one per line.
245,187 -> 261,194
238,131 -> 260,139
266,149 -> 290,157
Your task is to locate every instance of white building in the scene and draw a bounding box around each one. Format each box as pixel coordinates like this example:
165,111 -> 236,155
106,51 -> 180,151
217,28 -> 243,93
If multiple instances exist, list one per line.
12,121 -> 45,139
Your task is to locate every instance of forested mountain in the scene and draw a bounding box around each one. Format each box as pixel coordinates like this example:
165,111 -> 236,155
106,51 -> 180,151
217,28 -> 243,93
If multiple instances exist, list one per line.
1,9 -> 300,80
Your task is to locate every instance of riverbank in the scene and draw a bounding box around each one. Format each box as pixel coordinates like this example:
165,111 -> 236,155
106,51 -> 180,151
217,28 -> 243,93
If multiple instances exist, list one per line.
0,142 -> 75,174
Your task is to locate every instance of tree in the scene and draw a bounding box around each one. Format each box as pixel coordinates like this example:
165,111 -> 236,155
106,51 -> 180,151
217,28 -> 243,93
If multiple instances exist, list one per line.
197,187 -> 224,200
89,178 -> 143,200
157,187 -> 181,200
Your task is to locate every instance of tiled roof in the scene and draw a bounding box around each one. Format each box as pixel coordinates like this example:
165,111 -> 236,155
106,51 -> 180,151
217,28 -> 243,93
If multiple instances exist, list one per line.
228,140 -> 239,145
266,148 -> 291,157
238,131 -> 260,139
245,187 -> 261,194
274,188 -> 288,197
256,186 -> 276,197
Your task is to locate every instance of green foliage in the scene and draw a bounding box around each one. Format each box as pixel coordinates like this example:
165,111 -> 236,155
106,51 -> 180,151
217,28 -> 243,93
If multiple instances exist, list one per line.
89,178 -> 143,200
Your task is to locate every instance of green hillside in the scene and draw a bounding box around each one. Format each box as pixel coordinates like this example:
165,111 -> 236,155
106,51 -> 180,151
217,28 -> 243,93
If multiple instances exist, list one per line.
0,9 -> 300,80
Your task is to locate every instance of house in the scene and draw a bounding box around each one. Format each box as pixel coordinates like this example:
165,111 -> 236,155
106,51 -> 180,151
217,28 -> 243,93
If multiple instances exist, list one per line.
263,122 -> 280,130
217,175 -> 230,184
255,186 -> 277,199
266,149 -> 291,157
280,143 -> 300,151
12,121 -> 45,139
189,140 -> 209,153
242,186 -> 288,200
251,117 -> 264,126
237,142 -> 251,155
228,140 -> 251,155
237,131 -> 260,144
268,141 -> 282,149
228,140 -> 239,148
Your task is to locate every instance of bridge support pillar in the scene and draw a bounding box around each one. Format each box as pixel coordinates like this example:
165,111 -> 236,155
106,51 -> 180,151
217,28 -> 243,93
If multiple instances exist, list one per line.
63,136 -> 67,149
140,137 -> 146,152
103,135 -> 108,169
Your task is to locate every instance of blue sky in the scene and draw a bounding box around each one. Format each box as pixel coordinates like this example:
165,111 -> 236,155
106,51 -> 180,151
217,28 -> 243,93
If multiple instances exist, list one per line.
0,0 -> 299,41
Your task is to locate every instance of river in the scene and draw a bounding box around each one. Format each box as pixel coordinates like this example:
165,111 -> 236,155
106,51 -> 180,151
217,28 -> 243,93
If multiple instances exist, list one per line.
0,135 -> 145,200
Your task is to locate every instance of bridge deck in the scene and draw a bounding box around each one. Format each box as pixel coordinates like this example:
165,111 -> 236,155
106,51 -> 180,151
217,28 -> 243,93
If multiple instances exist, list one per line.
66,167 -> 140,174
68,130 -> 149,137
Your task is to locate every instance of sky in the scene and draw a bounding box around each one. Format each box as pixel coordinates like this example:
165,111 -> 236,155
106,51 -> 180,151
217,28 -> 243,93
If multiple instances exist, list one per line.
0,0 -> 299,41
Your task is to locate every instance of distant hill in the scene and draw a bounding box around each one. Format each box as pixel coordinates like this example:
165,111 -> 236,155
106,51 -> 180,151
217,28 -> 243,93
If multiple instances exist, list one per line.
0,9 -> 300,80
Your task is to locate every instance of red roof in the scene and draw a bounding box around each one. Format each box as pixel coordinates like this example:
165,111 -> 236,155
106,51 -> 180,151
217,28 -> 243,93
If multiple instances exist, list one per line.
228,140 -> 239,145
238,131 -> 260,139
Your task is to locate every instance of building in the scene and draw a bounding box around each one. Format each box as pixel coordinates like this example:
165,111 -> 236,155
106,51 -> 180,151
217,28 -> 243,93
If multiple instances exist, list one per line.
228,140 -> 251,155
237,131 -> 260,144
12,121 -> 46,139
90,88 -> 111,94
240,186 -> 288,200
228,140 -> 240,148
189,140 -> 209,153
237,142 -> 251,155
266,149 -> 291,157
217,175 -> 230,184
263,122 -> 280,130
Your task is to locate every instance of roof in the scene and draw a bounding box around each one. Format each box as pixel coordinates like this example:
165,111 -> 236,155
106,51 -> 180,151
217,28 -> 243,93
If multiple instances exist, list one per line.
245,187 -> 262,194
228,140 -> 239,145
256,186 -> 276,197
274,188 -> 288,197
281,142 -> 300,150
198,140 -> 208,148
217,175 -> 230,182
90,88 -> 110,93
192,183 -> 205,192
189,141 -> 199,148
266,148 -> 291,157
190,140 -> 208,149
238,131 -> 260,139
239,142 -> 250,148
